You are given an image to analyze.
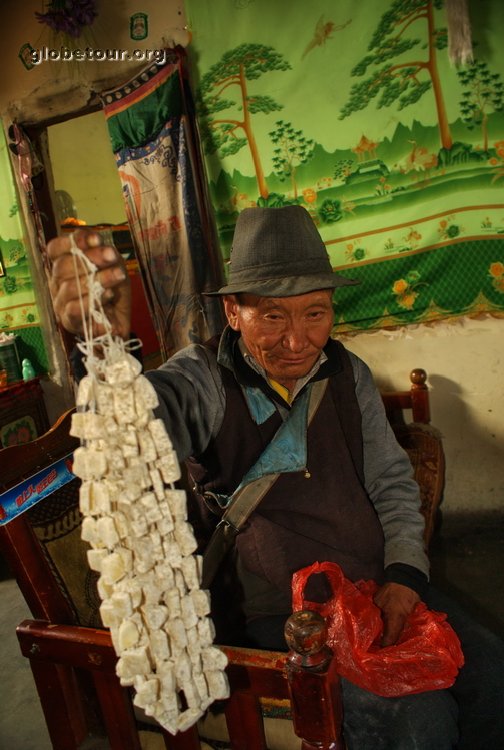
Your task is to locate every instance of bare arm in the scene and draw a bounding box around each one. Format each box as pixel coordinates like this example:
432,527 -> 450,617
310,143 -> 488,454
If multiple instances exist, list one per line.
47,229 -> 132,340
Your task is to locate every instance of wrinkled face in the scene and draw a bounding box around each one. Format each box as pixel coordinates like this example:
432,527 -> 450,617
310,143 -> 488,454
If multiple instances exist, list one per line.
223,290 -> 334,391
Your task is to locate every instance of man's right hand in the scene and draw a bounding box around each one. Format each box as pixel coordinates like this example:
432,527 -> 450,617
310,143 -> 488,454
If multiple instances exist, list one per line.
47,229 -> 132,340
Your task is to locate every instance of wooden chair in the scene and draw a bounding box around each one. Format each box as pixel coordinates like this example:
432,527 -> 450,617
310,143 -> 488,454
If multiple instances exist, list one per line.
0,368 -> 444,750
381,368 -> 445,544
0,410 -> 344,749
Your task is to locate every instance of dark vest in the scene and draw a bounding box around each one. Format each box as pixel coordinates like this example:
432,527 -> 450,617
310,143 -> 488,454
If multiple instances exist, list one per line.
186,337 -> 385,623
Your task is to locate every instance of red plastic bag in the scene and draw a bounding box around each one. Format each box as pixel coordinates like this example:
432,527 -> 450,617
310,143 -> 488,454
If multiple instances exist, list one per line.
292,561 -> 464,697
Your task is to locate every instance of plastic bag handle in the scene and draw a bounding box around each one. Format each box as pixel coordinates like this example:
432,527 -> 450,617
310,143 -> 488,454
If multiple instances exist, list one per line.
292,561 -> 345,617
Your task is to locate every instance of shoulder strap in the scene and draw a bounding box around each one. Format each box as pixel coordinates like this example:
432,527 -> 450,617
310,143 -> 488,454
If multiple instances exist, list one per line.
201,378 -> 328,588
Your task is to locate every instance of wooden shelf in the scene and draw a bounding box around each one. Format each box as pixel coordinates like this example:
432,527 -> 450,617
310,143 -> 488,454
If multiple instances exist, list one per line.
0,378 -> 50,448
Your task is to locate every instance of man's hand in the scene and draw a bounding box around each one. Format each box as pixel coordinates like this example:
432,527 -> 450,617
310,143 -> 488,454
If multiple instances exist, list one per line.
373,582 -> 420,647
47,230 -> 132,340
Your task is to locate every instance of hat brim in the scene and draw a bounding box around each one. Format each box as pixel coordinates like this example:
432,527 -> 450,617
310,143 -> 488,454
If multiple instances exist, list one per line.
204,273 -> 359,297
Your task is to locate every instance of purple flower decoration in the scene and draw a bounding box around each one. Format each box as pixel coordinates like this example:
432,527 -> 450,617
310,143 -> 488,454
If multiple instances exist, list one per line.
35,0 -> 97,38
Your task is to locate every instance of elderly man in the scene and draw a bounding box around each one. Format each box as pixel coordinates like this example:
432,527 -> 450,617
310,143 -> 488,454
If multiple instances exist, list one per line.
48,205 -> 503,750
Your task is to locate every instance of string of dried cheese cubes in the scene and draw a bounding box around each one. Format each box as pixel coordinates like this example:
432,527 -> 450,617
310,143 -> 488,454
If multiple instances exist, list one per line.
68,237 -> 229,734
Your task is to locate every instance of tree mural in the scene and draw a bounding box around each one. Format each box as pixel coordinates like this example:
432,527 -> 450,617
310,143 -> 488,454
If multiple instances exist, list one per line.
339,0 -> 453,150
197,44 -> 291,199
269,120 -> 315,199
458,60 -> 504,152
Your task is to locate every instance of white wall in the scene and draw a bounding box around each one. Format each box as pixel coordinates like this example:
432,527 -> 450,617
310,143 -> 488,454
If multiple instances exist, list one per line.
1,0 -> 188,122
48,111 -> 126,225
341,315 -> 504,514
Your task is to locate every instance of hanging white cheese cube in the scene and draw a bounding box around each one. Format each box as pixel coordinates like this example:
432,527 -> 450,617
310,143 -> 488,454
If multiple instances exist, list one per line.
134,375 -> 159,409
165,489 -> 187,520
102,414 -> 120,436
118,618 -> 141,651
124,458 -> 151,489
133,676 -> 159,709
173,569 -> 187,595
138,431 -> 157,463
148,419 -> 175,454
174,651 -> 192,686
92,481 -> 112,515
78,480 -> 92,515
196,617 -> 215,648
81,516 -> 98,545
87,548 -> 107,572
205,670 -> 230,701
149,467 -> 165,500
149,629 -> 171,666
154,560 -> 175,591
140,491 -> 163,524
100,551 -> 126,585
114,386 -> 136,425
129,516 -> 149,539
120,578 -> 142,609
97,575 -> 113,601
76,375 -> 94,408
165,618 -> 188,651
72,446 -> 107,480
164,588 -> 182,619
177,707 -> 204,733
121,426 -> 139,458
95,382 -> 115,417
180,556 -> 201,591
156,513 -> 174,535
70,411 -> 105,441
109,591 -> 133,620
105,354 -> 142,387
192,669 -> 211,709
100,599 -> 122,629
162,538 -> 182,569
173,522 -> 198,556
112,511 -> 129,539
201,646 -> 228,673
190,589 -> 211,618
157,660 -> 177,694
156,454 -> 181,484
96,516 -> 120,548
181,596 -> 198,630
116,644 -> 152,682
142,604 -> 168,630
104,446 -> 126,473
154,711 -> 179,736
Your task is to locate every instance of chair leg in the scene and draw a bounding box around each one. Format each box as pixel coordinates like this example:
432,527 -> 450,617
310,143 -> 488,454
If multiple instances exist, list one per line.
225,691 -> 268,749
92,671 -> 142,750
28,660 -> 87,750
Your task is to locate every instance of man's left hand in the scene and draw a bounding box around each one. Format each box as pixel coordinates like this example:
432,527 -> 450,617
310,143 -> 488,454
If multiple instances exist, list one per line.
373,582 -> 420,647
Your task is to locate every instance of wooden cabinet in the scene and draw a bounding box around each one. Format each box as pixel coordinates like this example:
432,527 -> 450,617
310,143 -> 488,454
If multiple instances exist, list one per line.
0,378 -> 49,448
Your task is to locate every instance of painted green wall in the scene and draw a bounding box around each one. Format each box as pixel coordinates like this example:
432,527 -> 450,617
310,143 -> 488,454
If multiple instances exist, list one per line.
48,111 -> 127,226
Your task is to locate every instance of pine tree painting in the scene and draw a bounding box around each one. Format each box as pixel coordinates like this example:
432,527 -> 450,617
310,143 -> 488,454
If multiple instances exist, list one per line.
458,60 -> 504,152
269,120 -> 315,199
339,0 -> 452,150
197,44 -> 291,199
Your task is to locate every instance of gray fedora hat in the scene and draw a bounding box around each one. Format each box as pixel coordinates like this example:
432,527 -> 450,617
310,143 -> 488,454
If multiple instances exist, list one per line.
207,205 -> 358,297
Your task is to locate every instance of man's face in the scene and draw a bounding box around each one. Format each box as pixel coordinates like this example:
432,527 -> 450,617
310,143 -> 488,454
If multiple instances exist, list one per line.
223,290 -> 334,391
